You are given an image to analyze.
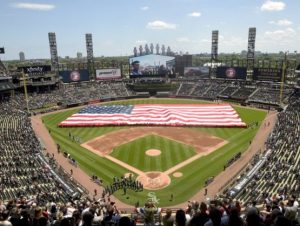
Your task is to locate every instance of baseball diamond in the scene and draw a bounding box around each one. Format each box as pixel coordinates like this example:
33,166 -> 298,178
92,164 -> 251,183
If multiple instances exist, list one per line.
39,98 -> 268,206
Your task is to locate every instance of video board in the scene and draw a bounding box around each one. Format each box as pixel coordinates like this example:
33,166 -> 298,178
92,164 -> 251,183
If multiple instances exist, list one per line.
59,69 -> 90,83
216,67 -> 247,80
129,54 -> 175,78
184,67 -> 210,78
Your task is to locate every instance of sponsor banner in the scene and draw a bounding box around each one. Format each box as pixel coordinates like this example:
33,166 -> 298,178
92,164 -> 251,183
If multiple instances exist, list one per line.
95,68 -> 121,80
59,69 -> 90,83
216,67 -> 247,80
184,67 -> 210,78
253,68 -> 283,82
18,65 -> 51,74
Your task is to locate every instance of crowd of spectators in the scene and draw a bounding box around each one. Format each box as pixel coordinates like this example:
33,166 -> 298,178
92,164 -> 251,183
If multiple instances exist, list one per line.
58,81 -> 130,106
0,98 -> 88,224
0,195 -> 125,226
201,80 -> 229,99
1,196 -> 299,226
248,84 -> 294,105
2,79 -> 294,112
218,86 -> 238,98
177,83 -> 195,96
229,95 -> 300,204
5,81 -> 131,111
175,79 -> 293,104
231,86 -> 257,100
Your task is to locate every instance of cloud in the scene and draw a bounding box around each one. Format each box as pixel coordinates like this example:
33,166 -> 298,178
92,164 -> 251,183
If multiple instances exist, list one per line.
200,39 -> 210,43
264,27 -> 296,41
188,12 -> 201,17
12,2 -> 55,11
135,40 -> 147,44
141,6 -> 149,11
269,19 -> 292,26
146,20 -> 176,30
176,37 -> 190,42
260,0 -> 285,12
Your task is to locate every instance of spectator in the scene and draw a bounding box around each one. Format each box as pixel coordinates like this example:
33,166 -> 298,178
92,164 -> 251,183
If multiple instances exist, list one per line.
175,209 -> 186,226
284,200 -> 297,222
245,208 -> 264,226
274,215 -> 292,226
82,211 -> 94,226
162,209 -> 174,226
118,216 -> 134,226
143,202 -> 158,226
0,210 -> 12,226
188,202 -> 209,226
204,207 -> 223,226
102,205 -> 120,226
227,207 -> 243,226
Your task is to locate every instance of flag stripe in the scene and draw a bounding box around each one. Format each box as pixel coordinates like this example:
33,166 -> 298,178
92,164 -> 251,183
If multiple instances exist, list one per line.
59,104 -> 246,127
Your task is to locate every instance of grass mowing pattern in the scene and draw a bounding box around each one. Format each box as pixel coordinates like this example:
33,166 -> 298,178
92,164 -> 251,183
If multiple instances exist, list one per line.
110,134 -> 196,172
42,98 -> 267,206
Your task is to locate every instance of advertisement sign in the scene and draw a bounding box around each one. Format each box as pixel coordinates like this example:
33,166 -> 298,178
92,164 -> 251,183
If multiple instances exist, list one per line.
184,67 -> 210,78
253,68 -> 283,82
59,69 -> 90,83
216,67 -> 247,80
129,54 -> 175,77
18,65 -> 51,74
96,68 -> 121,80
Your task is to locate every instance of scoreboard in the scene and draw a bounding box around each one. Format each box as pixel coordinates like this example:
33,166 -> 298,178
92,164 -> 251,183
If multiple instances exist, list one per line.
253,68 -> 283,82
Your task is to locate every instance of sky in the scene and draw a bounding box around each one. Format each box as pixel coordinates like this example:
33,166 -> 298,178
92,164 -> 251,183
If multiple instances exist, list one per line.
0,0 -> 300,60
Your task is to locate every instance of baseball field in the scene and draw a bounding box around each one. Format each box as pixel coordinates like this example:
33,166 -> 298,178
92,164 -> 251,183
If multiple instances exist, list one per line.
42,98 -> 267,206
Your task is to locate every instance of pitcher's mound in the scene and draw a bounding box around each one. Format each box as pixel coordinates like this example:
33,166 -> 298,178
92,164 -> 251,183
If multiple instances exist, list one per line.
137,171 -> 170,190
145,149 -> 161,156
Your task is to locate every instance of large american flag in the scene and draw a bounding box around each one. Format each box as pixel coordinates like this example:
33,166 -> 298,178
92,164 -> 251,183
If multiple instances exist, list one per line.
59,104 -> 246,127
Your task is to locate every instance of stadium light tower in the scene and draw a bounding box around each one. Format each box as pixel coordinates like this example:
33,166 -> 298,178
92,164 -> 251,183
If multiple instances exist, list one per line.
279,51 -> 288,105
86,33 -> 95,79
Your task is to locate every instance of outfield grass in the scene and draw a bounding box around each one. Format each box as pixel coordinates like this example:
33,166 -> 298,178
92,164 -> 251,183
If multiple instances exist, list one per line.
42,98 -> 267,206
111,134 -> 196,172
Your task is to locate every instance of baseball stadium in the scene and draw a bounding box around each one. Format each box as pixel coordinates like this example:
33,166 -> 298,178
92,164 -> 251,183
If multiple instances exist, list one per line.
1,1 -> 300,226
